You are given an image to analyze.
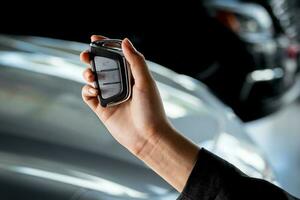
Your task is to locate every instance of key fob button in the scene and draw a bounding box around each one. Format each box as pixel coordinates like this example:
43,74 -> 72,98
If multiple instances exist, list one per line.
100,83 -> 122,99
94,56 -> 119,70
94,56 -> 122,99
96,70 -> 121,85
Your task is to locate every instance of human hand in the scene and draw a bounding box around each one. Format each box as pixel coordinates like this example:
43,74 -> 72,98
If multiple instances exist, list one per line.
80,35 -> 172,157
81,35 -> 199,192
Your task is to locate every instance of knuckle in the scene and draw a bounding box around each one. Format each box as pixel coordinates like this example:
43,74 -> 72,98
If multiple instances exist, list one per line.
132,51 -> 145,64
138,52 -> 145,60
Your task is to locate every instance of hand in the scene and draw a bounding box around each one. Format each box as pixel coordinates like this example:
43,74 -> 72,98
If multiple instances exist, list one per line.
80,35 -> 171,157
81,35 -> 199,192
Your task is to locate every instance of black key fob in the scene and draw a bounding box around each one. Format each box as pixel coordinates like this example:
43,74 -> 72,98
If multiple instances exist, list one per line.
89,39 -> 132,107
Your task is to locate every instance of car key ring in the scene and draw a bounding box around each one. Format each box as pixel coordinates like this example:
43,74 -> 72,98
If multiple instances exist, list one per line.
89,39 -> 132,107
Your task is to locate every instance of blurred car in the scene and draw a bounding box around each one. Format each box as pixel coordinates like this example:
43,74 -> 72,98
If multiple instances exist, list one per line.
0,35 -> 276,199
201,0 -> 300,121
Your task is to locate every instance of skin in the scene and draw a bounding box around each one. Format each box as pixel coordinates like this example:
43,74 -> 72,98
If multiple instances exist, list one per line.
81,35 -> 199,192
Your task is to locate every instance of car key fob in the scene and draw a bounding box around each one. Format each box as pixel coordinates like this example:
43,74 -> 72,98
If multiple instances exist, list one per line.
89,39 -> 132,107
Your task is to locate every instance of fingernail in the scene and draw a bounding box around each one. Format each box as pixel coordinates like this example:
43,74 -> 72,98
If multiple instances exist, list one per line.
88,88 -> 97,95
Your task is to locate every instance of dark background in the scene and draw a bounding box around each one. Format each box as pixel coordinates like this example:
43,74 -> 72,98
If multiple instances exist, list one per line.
1,0 -> 299,121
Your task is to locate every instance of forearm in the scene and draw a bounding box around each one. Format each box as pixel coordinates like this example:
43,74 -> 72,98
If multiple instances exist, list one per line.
136,126 -> 200,192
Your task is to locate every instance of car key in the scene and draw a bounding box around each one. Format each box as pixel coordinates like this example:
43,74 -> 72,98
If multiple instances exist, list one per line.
89,39 -> 132,107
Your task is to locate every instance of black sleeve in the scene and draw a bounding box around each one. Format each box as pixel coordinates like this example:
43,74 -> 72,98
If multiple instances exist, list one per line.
177,148 -> 299,200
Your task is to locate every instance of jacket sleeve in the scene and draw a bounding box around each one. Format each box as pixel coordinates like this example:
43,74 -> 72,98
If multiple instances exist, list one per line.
177,148 -> 299,200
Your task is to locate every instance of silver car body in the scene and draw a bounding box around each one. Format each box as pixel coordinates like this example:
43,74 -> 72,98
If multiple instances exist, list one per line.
0,35 -> 275,199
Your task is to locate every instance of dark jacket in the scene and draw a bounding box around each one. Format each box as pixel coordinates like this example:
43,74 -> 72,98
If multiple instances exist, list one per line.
178,149 -> 299,200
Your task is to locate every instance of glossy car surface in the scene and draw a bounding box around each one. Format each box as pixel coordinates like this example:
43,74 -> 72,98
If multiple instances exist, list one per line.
0,35 -> 275,199
1,1 -> 299,122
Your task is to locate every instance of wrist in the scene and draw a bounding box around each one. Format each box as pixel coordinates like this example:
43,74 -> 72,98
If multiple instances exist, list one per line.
133,122 -> 173,160
135,123 -> 200,192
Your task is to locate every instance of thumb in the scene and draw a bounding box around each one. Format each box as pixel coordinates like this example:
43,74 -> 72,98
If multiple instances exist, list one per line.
122,38 -> 152,86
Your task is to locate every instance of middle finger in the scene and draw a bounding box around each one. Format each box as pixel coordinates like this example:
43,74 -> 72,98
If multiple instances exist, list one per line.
83,68 -> 95,83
